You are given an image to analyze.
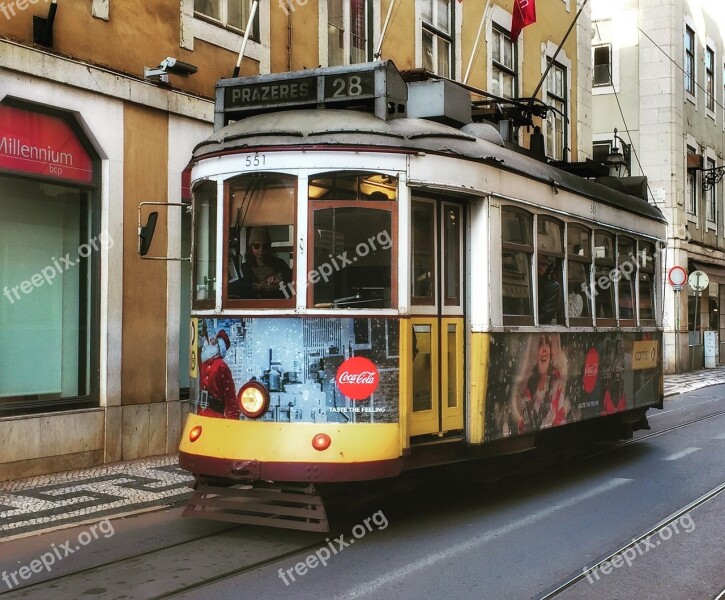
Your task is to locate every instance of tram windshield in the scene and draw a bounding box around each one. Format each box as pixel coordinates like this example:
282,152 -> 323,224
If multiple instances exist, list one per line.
226,173 -> 296,304
308,172 -> 397,309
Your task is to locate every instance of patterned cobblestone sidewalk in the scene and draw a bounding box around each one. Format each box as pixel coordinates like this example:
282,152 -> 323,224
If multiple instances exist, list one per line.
0,455 -> 193,540
1,368 -> 723,541
663,365 -> 725,397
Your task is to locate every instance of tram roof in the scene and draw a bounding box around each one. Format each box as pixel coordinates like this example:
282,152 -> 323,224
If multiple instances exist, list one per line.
193,109 -> 665,224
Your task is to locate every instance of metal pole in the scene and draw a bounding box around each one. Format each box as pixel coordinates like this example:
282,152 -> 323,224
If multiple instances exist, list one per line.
464,0 -> 492,84
674,290 -> 680,373
232,0 -> 259,78
375,0 -> 397,59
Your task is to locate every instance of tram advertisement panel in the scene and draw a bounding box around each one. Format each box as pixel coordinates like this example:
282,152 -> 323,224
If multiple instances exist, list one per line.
484,332 -> 662,441
192,317 -> 399,424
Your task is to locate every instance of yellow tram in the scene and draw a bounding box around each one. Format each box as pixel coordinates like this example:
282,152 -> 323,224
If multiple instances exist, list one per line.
173,62 -> 666,530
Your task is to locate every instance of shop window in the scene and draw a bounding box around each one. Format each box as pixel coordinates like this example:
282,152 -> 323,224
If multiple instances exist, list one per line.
501,207 -> 533,324
567,224 -> 592,324
226,173 -> 296,305
308,172 -> 397,308
0,176 -> 96,411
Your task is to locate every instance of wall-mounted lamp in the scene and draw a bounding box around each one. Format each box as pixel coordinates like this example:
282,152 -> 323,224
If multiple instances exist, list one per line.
701,164 -> 725,192
144,57 -> 198,84
604,128 -> 631,176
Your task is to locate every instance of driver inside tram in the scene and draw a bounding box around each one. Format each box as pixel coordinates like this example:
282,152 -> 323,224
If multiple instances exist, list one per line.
229,227 -> 292,299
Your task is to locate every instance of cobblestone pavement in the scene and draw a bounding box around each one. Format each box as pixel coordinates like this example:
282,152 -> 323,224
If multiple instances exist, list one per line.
0,455 -> 193,540
663,365 -> 725,397
1,368 -> 723,541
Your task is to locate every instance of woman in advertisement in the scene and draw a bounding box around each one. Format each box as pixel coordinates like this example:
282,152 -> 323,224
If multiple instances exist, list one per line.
515,334 -> 570,434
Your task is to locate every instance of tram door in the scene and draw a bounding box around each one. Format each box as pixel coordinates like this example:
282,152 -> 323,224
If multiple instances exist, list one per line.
409,198 -> 465,437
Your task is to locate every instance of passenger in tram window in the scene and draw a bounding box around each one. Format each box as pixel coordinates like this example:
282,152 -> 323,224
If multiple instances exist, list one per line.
515,333 -> 569,433
230,227 -> 292,299
198,329 -> 240,420
537,257 -> 562,324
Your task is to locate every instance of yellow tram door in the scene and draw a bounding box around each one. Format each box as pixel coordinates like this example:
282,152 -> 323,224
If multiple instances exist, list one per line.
408,199 -> 465,437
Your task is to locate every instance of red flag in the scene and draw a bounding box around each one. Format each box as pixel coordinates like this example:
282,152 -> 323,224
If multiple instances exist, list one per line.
511,0 -> 536,42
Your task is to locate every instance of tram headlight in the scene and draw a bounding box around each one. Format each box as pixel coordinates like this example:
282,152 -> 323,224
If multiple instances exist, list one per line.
238,381 -> 270,419
189,425 -> 202,442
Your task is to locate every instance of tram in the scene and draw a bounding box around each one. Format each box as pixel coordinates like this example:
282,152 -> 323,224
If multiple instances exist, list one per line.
171,62 -> 666,531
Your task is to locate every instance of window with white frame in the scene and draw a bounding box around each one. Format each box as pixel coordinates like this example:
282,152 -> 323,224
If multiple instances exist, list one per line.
545,60 -> 567,161
593,44 -> 611,86
328,0 -> 370,66
421,0 -> 453,77
194,0 -> 257,36
686,145 -> 697,216
685,26 -> 695,96
706,46 -> 715,112
706,156 -> 717,223
491,25 -> 517,98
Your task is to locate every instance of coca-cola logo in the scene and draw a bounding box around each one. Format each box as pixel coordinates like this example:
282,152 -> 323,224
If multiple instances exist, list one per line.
583,347 -> 599,394
336,357 -> 379,400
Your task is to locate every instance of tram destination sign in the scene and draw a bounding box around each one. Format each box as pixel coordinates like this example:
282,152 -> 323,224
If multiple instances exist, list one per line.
215,61 -> 407,128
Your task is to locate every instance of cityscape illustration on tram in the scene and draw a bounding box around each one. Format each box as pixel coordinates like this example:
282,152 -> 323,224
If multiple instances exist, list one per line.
143,60 -> 666,531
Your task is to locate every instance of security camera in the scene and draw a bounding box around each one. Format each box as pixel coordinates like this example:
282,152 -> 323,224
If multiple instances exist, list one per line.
144,57 -> 198,83
159,57 -> 198,76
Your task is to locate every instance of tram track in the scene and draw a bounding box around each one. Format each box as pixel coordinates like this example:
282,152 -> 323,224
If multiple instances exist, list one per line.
4,400 -> 724,599
535,480 -> 725,599
573,408 -> 725,464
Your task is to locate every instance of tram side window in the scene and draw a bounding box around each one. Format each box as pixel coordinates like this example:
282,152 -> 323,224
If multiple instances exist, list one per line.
501,208 -> 533,324
193,180 -> 217,304
226,173 -> 295,304
638,241 -> 656,322
536,217 -> 564,325
618,236 -> 636,322
566,224 -> 592,324
308,172 -> 397,308
593,231 -> 616,322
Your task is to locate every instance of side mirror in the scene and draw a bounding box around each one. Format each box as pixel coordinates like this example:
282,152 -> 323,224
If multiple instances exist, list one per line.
139,211 -> 159,257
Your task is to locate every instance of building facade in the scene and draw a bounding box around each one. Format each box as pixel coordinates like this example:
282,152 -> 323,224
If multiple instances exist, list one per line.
591,0 -> 725,372
0,0 -> 591,480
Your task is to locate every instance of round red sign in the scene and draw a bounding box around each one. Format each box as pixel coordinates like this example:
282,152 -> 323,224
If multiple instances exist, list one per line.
336,357 -> 379,400
583,347 -> 599,394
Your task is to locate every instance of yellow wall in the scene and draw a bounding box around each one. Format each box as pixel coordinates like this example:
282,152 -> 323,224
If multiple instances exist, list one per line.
122,104 -> 169,405
0,0 -> 256,97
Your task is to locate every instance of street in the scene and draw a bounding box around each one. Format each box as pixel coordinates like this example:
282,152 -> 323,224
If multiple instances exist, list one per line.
1,386 -> 723,600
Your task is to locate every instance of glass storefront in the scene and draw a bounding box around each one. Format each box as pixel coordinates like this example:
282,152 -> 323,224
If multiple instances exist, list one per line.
0,103 -> 98,414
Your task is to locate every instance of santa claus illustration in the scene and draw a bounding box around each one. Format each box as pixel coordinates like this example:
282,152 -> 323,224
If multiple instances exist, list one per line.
198,329 -> 240,419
